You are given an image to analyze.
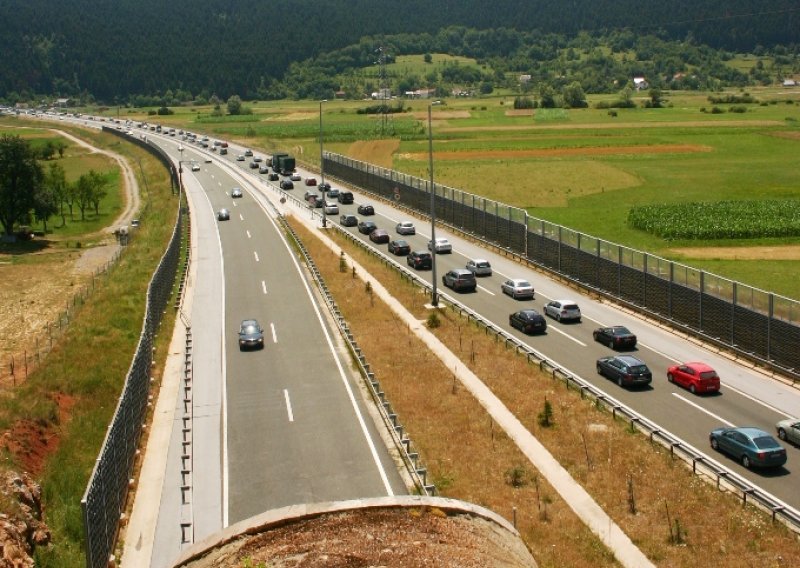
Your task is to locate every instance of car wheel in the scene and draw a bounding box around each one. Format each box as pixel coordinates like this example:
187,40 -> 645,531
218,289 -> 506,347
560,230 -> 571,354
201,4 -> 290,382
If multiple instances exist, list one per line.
608,339 -> 615,350
742,455 -> 751,468
596,364 -> 603,376
667,373 -> 674,383
617,376 -> 624,387
689,384 -> 696,394
710,438 -> 719,450
778,428 -> 787,441
556,313 -> 561,322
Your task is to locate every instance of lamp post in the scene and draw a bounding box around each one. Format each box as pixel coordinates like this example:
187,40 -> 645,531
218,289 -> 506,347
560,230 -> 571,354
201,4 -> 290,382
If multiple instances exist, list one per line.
428,102 -> 439,307
319,99 -> 328,228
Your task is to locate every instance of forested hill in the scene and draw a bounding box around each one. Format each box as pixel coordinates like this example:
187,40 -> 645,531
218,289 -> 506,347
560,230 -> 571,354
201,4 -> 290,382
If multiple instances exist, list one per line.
1,0 -> 797,101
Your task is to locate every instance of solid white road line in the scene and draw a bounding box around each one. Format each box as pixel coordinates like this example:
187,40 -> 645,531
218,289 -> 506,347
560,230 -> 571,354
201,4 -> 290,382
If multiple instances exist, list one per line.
672,392 -> 735,427
271,323 -> 277,343
261,280 -> 267,295
239,213 -> 244,221
284,389 -> 294,422
253,251 -> 259,262
477,284 -> 495,295
546,323 -> 587,346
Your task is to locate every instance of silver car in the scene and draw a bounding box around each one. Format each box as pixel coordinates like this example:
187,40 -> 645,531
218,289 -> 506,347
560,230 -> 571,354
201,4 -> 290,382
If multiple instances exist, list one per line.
776,419 -> 800,445
428,237 -> 452,254
501,278 -> 534,299
324,203 -> 339,215
396,221 -> 416,235
543,300 -> 581,322
466,259 -> 492,276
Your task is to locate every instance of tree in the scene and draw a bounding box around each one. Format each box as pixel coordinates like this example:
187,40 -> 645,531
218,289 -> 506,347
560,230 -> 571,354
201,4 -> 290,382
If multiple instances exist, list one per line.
88,170 -> 108,215
0,135 -> 43,238
36,162 -> 65,232
562,81 -> 587,108
72,170 -> 107,221
424,53 -> 432,63
539,84 -> 557,108
227,95 -> 243,115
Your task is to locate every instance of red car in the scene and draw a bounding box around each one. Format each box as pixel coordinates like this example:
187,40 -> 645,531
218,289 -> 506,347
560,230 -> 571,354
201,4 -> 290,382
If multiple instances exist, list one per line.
369,229 -> 390,244
667,362 -> 720,394
304,177 -> 317,186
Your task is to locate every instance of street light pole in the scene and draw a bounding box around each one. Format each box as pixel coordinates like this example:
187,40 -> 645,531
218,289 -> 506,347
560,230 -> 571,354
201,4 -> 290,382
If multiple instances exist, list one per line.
428,103 -> 439,307
319,99 -> 327,228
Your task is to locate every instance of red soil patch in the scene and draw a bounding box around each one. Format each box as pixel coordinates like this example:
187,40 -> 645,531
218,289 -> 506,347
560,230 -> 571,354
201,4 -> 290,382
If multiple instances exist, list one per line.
403,144 -> 712,161
0,393 -> 76,475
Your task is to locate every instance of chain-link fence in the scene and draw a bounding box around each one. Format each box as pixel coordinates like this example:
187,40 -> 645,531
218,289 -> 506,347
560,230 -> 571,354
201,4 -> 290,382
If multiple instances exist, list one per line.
81,133 -> 184,568
324,153 -> 800,382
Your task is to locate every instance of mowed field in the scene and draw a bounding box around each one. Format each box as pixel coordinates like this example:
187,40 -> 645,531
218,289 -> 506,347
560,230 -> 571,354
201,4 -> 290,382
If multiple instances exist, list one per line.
118,87 -> 800,299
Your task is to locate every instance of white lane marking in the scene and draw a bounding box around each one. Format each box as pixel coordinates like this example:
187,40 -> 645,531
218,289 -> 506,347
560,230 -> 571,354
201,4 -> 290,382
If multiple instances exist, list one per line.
284,389 -> 294,422
716,381 -> 795,420
261,280 -> 268,294
239,213 -> 244,221
253,251 -> 259,262
259,201 -> 395,496
271,323 -> 277,343
477,284 -> 495,296
546,323 -> 587,346
246,230 -> 251,239
672,392 -> 735,427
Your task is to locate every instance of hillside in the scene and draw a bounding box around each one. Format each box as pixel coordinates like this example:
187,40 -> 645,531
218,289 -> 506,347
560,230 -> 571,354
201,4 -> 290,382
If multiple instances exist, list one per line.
0,0 -> 797,101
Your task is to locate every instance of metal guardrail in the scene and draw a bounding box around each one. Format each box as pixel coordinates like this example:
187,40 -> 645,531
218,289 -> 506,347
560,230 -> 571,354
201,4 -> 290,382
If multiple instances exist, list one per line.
323,153 -> 800,384
285,197 -> 800,536
259,183 -> 435,496
81,136 -> 186,568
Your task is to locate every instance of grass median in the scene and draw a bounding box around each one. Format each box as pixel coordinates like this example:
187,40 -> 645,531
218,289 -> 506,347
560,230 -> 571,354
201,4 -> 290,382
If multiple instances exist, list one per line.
287,216 -> 800,568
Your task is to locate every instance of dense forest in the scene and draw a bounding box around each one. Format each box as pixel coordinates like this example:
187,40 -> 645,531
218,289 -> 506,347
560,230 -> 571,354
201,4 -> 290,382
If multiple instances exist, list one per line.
0,0 -> 798,103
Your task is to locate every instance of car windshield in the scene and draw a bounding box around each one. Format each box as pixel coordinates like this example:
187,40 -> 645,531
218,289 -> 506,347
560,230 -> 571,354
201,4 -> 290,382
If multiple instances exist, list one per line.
612,327 -> 632,336
241,325 -> 259,334
753,436 -> 781,449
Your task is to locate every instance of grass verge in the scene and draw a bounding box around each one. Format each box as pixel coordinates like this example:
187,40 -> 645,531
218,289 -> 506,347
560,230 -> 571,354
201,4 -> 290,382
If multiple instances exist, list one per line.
287,216 -> 800,567
0,127 -> 179,566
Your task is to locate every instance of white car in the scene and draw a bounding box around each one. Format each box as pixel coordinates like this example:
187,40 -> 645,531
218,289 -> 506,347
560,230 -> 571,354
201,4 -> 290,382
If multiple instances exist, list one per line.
776,419 -> 800,445
324,203 -> 339,215
543,300 -> 581,322
396,221 -> 416,235
290,173 -> 302,181
191,163 -> 200,171
428,237 -> 452,254
501,279 -> 535,300
466,259 -> 492,276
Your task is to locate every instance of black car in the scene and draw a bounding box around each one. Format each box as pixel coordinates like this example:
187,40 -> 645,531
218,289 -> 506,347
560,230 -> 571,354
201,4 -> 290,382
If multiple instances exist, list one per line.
596,355 -> 652,388
258,165 -> 269,174
509,309 -> 547,335
268,173 -> 279,181
407,250 -> 432,269
593,326 -> 637,350
338,191 -> 354,204
238,319 -> 264,350
280,180 -> 294,190
357,204 -> 375,215
388,239 -> 411,256
319,182 -> 331,191
442,269 -> 477,292
358,221 -> 377,234
340,214 -> 358,227
249,161 -> 259,169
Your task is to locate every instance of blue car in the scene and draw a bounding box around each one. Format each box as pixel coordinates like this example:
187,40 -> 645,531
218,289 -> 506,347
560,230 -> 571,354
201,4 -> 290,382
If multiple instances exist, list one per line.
709,427 -> 787,469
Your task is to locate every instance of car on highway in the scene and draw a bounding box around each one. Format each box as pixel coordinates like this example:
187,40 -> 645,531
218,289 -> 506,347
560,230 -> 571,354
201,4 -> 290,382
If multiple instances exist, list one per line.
501,279 -> 534,299
326,188 -> 340,199
238,319 -> 264,351
311,197 -> 324,208
776,419 -> 800,445
319,182 -> 331,191
466,259 -> 492,276
667,362 -> 720,394
369,229 -> 390,244
280,180 -> 294,190
428,237 -> 452,254
191,163 -> 201,171
443,269 -> 477,292
338,191 -> 354,204
268,173 -> 279,181
710,427 -> 787,469
509,309 -> 547,335
388,239 -> 410,256
407,251 -> 432,270
259,165 -> 269,174
304,177 -> 317,186
236,155 -> 245,161
543,300 -> 581,322
357,204 -> 375,215
290,173 -> 301,181
593,326 -> 637,350
340,214 -> 358,227
396,221 -> 416,235
217,208 -> 230,221
304,190 -> 320,201
253,156 -> 263,163
324,203 -> 339,215
596,355 -> 652,388
358,221 -> 377,234
231,187 -> 243,198
244,149 -> 253,156
249,161 -> 259,169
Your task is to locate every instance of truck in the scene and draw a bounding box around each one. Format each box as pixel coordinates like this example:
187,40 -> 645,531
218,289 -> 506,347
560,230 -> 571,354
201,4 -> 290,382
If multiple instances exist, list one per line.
271,152 -> 295,175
